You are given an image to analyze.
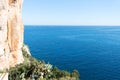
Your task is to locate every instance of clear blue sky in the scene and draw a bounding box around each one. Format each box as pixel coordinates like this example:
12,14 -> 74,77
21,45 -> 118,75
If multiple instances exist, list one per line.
22,0 -> 120,25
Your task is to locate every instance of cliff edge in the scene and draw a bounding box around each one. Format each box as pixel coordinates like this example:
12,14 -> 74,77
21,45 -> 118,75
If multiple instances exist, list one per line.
0,0 -> 24,79
0,0 -> 79,80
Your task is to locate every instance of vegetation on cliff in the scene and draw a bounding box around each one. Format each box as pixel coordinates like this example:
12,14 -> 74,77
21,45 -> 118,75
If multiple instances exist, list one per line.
8,45 -> 79,80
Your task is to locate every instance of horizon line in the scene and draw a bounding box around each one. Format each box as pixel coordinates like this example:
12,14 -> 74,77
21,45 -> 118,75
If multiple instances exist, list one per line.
24,25 -> 120,27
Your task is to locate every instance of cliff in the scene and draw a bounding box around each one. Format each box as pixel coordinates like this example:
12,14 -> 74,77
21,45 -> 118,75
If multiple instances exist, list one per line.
0,0 -> 24,79
0,0 -> 79,80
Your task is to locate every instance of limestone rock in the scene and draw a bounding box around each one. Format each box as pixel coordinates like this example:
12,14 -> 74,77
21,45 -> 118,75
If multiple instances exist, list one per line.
0,0 -> 24,79
22,45 -> 31,56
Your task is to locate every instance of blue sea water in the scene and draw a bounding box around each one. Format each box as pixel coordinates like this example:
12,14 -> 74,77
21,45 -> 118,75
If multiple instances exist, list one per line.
24,26 -> 120,80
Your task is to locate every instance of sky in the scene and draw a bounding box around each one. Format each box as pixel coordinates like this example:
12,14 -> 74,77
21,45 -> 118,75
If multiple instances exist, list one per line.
22,0 -> 120,25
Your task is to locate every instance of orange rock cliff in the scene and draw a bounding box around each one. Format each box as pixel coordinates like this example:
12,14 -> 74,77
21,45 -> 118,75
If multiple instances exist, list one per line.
0,0 -> 24,79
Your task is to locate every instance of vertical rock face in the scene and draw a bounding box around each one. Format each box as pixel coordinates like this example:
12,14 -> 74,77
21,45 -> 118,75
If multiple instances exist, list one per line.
0,0 -> 24,75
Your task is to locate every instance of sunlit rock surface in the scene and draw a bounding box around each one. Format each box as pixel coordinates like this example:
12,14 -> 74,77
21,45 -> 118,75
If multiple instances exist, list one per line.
0,0 -> 24,79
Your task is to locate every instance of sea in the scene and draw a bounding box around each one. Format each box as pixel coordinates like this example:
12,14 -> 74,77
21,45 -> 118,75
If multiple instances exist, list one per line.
24,25 -> 120,80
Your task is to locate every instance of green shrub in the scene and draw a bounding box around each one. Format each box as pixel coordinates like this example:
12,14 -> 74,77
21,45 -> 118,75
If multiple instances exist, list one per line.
8,45 -> 80,80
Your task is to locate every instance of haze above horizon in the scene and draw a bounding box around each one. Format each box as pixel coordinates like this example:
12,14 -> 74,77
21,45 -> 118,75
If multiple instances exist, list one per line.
23,0 -> 120,26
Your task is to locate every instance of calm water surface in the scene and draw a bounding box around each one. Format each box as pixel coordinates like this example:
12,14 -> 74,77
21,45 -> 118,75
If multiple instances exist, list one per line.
24,26 -> 120,80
